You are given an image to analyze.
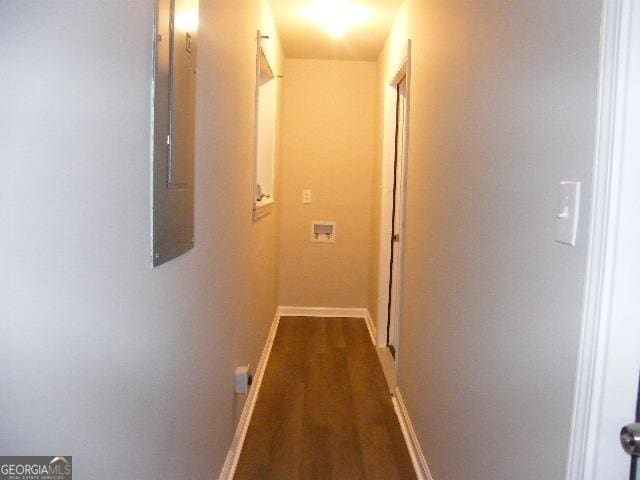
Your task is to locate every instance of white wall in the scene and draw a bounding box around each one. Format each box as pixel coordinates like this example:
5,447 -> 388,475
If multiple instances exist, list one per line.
375,1 -> 604,478
0,0 -> 282,478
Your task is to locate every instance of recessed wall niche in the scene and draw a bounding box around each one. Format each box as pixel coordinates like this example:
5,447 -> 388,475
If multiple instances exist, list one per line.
253,31 -> 278,220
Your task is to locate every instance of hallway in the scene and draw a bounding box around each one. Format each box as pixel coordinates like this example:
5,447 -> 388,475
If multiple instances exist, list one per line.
234,317 -> 415,480
3,0 -> 637,479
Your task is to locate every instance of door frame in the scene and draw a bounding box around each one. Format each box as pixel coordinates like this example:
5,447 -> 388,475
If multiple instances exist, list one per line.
376,40 -> 412,363
566,0 -> 640,478
386,70 -> 408,353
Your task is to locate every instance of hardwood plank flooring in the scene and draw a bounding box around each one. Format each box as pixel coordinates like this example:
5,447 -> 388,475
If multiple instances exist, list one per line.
234,317 -> 417,480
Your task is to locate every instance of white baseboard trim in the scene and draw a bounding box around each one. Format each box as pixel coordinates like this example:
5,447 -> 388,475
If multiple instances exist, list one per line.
377,346 -> 397,394
217,310 -> 281,480
277,305 -> 368,318
392,387 -> 434,480
364,309 -> 377,346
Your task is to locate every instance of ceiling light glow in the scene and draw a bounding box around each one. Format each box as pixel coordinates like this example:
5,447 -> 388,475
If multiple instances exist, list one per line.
302,0 -> 369,38
175,9 -> 199,32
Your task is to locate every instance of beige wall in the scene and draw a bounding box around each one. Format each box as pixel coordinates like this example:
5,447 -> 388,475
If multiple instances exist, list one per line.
278,59 -> 376,308
367,67 -> 381,330
0,0 -> 282,478
375,1 -> 603,479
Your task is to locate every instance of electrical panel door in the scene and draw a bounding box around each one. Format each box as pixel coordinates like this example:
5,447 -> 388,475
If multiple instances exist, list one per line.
152,0 -> 198,266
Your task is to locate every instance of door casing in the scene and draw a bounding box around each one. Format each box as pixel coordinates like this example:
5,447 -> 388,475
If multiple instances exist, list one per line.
566,1 -> 640,478
376,40 -> 412,387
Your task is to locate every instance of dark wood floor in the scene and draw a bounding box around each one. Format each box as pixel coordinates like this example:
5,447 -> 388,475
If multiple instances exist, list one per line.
234,316 -> 417,480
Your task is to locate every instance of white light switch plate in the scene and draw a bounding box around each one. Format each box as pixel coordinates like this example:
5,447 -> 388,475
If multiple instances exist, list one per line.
303,189 -> 312,204
556,181 -> 581,246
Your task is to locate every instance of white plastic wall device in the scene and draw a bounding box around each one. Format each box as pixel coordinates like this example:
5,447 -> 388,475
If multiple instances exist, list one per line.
311,221 -> 336,243
234,365 -> 252,395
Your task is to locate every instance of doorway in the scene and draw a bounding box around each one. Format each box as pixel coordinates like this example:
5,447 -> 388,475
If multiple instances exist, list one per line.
566,1 -> 640,477
386,74 -> 408,357
375,42 -> 411,392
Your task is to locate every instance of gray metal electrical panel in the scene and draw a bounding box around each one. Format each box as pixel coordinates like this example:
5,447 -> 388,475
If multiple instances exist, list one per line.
152,0 -> 198,266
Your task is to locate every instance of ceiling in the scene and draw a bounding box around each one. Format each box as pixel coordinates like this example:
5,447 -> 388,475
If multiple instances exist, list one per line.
269,0 -> 404,61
